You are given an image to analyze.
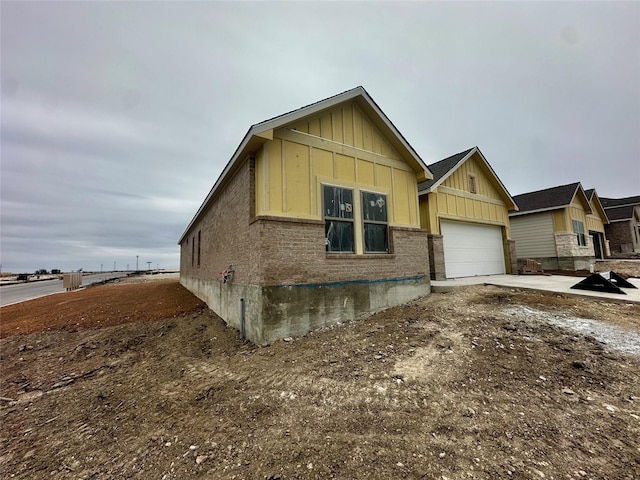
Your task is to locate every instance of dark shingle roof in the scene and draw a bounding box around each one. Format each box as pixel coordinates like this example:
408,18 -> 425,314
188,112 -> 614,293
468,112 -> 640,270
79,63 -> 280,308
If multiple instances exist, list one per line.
418,147 -> 475,192
511,182 -> 582,214
605,205 -> 635,221
600,196 -> 640,208
584,188 -> 595,200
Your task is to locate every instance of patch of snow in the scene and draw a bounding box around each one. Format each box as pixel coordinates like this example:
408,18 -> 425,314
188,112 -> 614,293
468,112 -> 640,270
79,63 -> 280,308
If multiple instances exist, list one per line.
504,306 -> 640,356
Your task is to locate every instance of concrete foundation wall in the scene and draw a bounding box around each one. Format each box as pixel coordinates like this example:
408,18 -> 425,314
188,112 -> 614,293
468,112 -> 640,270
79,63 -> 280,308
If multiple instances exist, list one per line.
180,276 -> 264,342
181,275 -> 430,345
260,276 -> 430,344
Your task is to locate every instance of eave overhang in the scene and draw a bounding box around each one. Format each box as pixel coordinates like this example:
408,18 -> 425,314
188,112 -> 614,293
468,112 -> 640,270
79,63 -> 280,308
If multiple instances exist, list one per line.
418,146 -> 518,211
178,87 -> 432,244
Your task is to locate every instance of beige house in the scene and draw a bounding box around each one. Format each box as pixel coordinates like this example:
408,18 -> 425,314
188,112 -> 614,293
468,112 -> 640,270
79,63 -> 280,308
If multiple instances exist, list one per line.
418,147 -> 518,279
178,87 -> 433,344
509,182 -> 607,270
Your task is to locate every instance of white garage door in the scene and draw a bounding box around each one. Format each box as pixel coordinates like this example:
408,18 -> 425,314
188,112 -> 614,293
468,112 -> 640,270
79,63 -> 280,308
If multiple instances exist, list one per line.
441,221 -> 506,278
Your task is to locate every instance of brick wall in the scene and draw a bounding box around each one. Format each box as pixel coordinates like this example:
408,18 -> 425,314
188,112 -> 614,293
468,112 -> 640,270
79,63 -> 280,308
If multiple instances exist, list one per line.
180,157 -> 255,285
250,218 -> 430,286
507,239 -> 518,274
605,221 -> 638,254
427,234 -> 445,280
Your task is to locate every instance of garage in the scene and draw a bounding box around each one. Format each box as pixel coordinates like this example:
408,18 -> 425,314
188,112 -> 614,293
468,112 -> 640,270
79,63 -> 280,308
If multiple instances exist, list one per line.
440,221 -> 506,278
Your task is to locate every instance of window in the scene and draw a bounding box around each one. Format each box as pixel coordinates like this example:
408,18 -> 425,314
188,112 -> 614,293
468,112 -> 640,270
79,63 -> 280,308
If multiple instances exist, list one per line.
191,236 -> 195,266
197,230 -> 201,267
468,175 -> 477,194
362,191 -> 389,252
572,219 -> 586,246
323,185 -> 354,252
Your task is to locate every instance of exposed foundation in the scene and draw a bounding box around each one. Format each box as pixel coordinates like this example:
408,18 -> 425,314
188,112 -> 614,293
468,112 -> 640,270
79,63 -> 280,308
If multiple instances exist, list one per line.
182,275 -> 430,345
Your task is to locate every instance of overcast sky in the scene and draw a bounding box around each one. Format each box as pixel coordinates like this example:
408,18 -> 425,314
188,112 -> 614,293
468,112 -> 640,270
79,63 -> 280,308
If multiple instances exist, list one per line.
1,1 -> 639,273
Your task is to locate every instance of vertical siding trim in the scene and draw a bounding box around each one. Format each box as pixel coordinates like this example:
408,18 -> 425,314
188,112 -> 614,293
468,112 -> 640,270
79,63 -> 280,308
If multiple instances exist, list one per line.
330,111 -> 335,143
309,145 -> 314,215
354,155 -> 359,184
391,167 -> 397,223
281,139 -> 287,212
262,146 -> 270,212
332,151 -> 337,179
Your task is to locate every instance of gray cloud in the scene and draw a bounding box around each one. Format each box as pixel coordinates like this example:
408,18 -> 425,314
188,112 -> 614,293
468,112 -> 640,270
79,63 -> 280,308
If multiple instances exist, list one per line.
1,1 -> 638,272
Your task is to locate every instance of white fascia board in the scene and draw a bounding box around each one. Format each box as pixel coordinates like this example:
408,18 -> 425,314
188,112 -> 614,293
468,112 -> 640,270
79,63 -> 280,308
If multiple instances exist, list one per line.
509,206 -> 566,217
572,184 -> 594,215
425,148 -> 477,193
473,147 -> 519,211
252,87 -> 365,133
178,127 -> 255,244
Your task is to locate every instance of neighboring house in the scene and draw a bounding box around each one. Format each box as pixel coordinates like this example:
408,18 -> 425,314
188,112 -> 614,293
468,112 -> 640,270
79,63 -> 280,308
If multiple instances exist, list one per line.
600,196 -> 640,254
178,87 -> 433,344
417,147 -> 518,279
509,182 -> 601,270
583,189 -> 611,259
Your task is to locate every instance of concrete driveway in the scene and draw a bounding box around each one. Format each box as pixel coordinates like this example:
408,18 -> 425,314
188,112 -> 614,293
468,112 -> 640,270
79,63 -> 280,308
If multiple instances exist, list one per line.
432,274 -> 640,303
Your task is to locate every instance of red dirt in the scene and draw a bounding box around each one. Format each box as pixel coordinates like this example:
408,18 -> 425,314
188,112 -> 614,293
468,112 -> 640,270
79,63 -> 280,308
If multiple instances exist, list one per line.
0,280 -> 204,339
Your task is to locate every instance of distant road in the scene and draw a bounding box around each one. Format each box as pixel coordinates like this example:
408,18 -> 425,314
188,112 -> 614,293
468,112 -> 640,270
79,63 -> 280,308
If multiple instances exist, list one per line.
0,272 -> 130,307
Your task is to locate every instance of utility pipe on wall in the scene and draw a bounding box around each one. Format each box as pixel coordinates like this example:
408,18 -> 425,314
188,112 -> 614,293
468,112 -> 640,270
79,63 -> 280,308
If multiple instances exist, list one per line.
240,298 -> 245,340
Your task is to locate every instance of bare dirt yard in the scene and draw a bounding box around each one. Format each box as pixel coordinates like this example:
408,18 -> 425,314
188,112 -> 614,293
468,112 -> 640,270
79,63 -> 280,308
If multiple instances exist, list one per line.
1,268 -> 640,479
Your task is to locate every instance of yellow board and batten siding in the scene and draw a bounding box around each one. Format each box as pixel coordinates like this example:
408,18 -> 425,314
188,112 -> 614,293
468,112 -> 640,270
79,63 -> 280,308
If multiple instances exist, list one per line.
420,154 -> 511,237
552,198 -> 589,233
254,102 -> 421,253
586,200 -> 607,234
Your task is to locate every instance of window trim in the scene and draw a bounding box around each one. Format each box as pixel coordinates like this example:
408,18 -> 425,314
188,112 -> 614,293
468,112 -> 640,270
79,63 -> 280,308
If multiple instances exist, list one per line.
572,219 -> 586,246
323,184 -> 355,254
361,190 -> 389,253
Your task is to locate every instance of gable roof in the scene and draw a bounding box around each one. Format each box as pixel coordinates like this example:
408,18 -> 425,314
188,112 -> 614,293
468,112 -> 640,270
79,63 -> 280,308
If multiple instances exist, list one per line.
417,146 -> 518,211
417,147 -> 474,191
510,182 -> 593,217
584,188 -> 609,224
600,196 -> 640,208
605,205 -> 639,222
179,87 -> 432,244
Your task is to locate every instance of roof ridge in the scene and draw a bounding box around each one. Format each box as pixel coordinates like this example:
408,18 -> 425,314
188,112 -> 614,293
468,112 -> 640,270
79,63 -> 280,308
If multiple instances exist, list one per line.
512,181 -> 582,199
252,86 -> 364,128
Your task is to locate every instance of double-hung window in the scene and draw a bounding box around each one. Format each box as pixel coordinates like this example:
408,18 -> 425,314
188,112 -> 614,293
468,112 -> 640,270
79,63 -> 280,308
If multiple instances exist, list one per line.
362,191 -> 389,253
572,219 -> 586,246
324,185 -> 354,253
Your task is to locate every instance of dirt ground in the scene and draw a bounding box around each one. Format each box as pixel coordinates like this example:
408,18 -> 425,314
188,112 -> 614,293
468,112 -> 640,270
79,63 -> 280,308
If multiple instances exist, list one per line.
1,270 -> 640,479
